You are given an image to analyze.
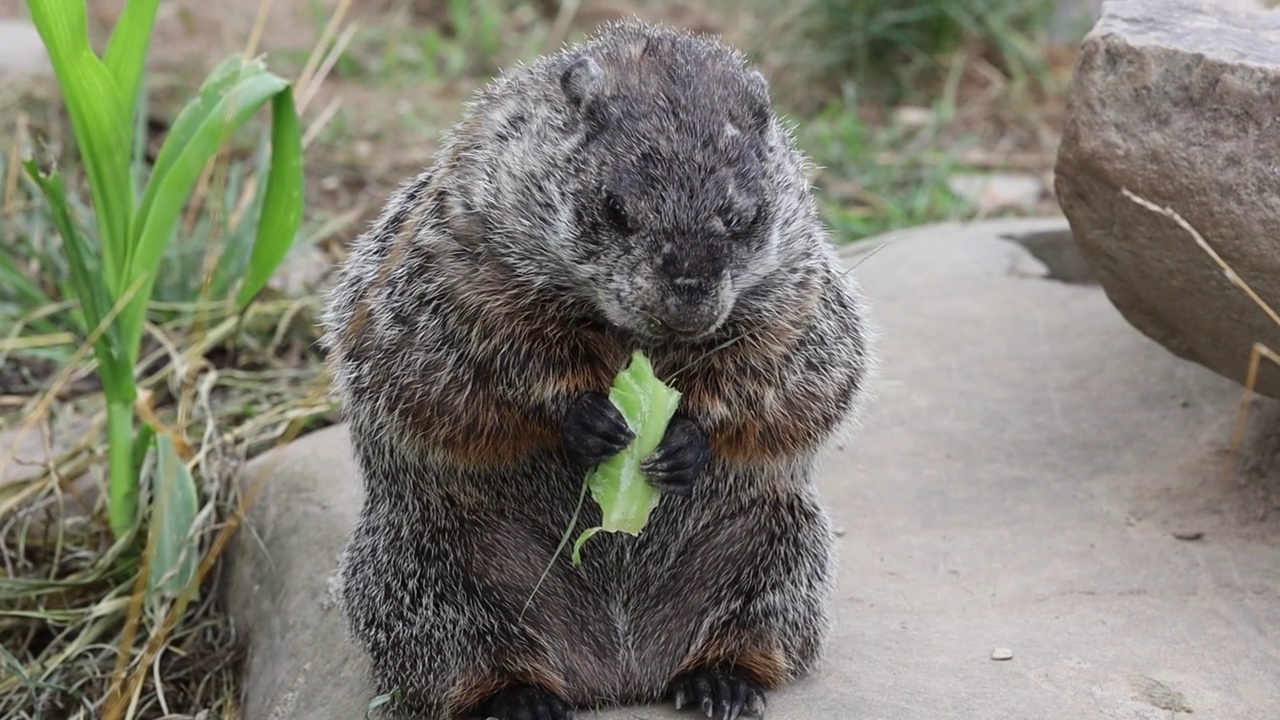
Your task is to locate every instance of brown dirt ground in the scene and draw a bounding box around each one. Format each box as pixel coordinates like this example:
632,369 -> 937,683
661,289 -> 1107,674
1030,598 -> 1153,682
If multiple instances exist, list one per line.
1,0 -> 759,241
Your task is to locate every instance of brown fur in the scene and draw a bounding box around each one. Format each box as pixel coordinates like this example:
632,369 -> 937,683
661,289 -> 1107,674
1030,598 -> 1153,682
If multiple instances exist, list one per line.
678,640 -> 793,689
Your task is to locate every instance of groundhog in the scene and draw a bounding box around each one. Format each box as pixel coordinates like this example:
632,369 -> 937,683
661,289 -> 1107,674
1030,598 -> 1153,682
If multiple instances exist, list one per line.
320,18 -> 877,720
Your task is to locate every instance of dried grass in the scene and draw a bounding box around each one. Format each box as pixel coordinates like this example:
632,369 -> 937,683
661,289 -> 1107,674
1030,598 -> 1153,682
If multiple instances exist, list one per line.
0,296 -> 339,719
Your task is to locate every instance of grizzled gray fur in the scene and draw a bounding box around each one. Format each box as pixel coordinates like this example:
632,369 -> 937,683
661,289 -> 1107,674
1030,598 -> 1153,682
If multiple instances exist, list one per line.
320,18 -> 877,720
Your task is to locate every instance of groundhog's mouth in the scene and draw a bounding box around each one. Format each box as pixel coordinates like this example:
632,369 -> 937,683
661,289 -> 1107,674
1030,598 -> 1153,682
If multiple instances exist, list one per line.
635,310 -> 731,345
601,285 -> 734,345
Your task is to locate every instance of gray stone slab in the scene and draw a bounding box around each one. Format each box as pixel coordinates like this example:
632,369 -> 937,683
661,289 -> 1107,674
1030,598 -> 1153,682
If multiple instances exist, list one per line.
224,216 -> 1280,720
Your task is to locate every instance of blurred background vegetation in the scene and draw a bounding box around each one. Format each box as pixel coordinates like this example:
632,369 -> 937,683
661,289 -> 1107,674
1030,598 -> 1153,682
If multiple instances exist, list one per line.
0,0 -> 1092,717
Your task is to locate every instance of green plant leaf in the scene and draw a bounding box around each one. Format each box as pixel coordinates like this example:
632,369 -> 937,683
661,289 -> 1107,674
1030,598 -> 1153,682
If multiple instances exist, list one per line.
103,0 -> 159,140
126,53 -> 250,265
366,689 -> 401,717
128,61 -> 153,204
571,350 -> 682,564
124,61 -> 294,358
570,526 -> 603,567
146,434 -> 200,602
23,1 -> 308,545
22,160 -> 132,400
25,0 -> 135,295
235,87 -> 305,308
587,350 -> 682,533
131,421 -> 156,481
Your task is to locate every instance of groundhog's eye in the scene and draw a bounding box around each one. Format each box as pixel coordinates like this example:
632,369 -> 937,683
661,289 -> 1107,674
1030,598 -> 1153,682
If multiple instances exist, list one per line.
603,192 -> 631,233
722,201 -> 763,235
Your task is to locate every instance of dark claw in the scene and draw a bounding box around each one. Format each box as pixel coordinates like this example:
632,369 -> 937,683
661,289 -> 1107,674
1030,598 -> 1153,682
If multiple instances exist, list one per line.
733,677 -> 750,719
667,667 -> 766,720
479,684 -> 574,720
640,414 -> 709,496
561,392 -> 634,468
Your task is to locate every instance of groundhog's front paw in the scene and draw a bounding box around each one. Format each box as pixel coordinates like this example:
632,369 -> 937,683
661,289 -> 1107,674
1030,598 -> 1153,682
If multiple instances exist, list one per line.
668,666 -> 766,720
562,392 -> 635,468
478,683 -> 574,720
641,414 -> 709,496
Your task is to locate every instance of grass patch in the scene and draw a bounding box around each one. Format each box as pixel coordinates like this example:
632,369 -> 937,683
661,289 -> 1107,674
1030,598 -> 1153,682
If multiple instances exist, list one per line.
0,294 -> 338,718
277,0 -> 545,86
756,0 -> 1064,108
757,0 -> 1081,242
0,0 -> 346,716
794,96 -> 978,241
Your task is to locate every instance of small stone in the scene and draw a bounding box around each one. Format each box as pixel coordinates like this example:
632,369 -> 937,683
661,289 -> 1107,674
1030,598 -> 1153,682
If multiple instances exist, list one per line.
948,173 -> 1045,214
271,243 -> 332,296
991,648 -> 1014,661
0,21 -> 52,80
1173,530 -> 1204,541
892,105 -> 935,131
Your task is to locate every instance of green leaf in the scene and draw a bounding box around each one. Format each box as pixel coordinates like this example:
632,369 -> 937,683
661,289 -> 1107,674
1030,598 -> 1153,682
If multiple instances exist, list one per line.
22,160 -> 132,401
235,87 -> 306,308
126,53 -> 250,265
131,420 -> 156,481
146,434 -> 200,603
572,350 -> 682,563
570,526 -> 603,567
25,0 -> 135,295
123,61 -> 293,358
366,689 -> 401,718
102,0 -> 160,134
128,62 -> 152,203
23,1 -> 308,545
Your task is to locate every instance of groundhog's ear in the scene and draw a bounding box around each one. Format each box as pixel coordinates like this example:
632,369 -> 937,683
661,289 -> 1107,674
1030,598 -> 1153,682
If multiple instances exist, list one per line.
745,69 -> 773,129
560,55 -> 604,109
747,70 -> 771,101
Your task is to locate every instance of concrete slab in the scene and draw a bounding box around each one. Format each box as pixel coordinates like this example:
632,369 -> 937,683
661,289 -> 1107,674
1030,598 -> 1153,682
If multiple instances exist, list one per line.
224,216 -> 1280,720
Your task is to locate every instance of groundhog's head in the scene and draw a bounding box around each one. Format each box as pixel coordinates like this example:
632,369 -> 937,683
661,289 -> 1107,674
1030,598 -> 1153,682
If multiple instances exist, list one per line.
444,21 -> 810,343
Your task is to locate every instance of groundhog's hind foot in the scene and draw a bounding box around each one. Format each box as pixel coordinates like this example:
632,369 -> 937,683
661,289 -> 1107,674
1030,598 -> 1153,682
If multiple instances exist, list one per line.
477,684 -> 575,720
668,667 -> 767,720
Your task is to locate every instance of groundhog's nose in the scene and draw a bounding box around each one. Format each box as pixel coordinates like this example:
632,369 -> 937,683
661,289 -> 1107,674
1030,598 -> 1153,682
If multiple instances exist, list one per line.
654,276 -> 729,338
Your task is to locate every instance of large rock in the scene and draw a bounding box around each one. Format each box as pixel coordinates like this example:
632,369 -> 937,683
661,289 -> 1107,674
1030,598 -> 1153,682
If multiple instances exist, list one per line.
1054,0 -> 1280,399
223,216 -> 1280,720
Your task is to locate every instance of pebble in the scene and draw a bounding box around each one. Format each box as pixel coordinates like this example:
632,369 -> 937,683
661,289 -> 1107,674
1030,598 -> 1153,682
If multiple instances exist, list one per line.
948,173 -> 1046,214
991,647 -> 1014,661
891,105 -> 935,131
0,21 -> 51,78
